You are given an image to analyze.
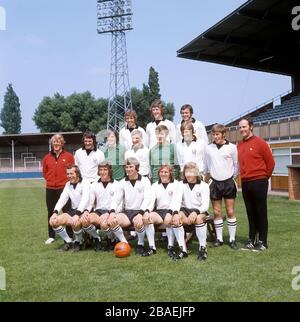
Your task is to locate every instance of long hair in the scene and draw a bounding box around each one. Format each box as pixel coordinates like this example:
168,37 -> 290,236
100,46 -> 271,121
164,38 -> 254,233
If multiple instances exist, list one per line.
82,132 -> 97,151
98,161 -> 113,180
66,164 -> 82,182
182,162 -> 202,182
158,164 -> 174,183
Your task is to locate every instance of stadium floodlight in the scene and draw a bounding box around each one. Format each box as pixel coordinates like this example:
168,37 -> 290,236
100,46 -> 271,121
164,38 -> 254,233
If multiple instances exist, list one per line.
97,0 -> 133,131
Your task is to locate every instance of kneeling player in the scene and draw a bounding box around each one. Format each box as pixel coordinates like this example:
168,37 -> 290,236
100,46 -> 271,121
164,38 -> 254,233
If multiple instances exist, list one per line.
49,165 -> 90,251
174,162 -> 210,261
107,157 -> 152,255
81,161 -> 121,251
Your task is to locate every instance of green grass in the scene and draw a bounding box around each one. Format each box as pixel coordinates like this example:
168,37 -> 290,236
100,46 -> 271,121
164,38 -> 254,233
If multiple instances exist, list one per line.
0,179 -> 299,302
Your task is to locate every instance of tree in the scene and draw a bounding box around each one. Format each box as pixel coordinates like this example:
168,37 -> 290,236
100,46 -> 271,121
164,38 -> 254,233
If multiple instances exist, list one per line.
148,66 -> 161,103
33,92 -> 108,133
0,83 -> 22,134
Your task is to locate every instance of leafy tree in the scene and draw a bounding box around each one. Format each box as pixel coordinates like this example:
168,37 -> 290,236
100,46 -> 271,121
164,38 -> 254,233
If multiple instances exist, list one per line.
0,83 -> 22,134
148,66 -> 161,103
33,92 -> 107,133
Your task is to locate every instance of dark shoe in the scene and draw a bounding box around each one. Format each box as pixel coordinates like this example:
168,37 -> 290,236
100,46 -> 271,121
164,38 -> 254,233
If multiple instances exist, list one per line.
136,244 -> 144,255
197,246 -> 208,261
58,242 -> 72,252
229,240 -> 238,250
253,241 -> 268,252
167,246 -> 176,258
241,239 -> 255,250
213,239 -> 224,247
142,247 -> 157,257
94,238 -> 103,252
72,241 -> 81,252
172,249 -> 188,261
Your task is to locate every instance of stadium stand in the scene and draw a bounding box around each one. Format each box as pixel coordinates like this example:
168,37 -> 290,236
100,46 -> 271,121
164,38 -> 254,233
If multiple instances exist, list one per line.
177,0 -> 300,196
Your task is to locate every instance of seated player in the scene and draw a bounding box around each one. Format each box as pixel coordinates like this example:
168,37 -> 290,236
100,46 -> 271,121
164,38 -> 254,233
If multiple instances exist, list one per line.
173,162 -> 210,261
143,165 -> 183,258
80,161 -> 121,251
107,157 -> 152,255
204,123 -> 239,249
49,165 -> 90,252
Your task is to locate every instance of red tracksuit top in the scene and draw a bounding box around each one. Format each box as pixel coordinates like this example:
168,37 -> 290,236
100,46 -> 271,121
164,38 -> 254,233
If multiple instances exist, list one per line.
237,135 -> 275,182
42,150 -> 75,189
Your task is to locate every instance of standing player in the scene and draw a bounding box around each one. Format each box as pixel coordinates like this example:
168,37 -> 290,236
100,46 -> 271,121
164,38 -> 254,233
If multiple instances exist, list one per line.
80,161 -> 121,251
143,165 -> 183,257
75,132 -> 105,183
173,162 -> 210,261
150,125 -> 180,182
107,157 -> 152,255
176,104 -> 208,144
119,110 -> 147,150
204,124 -> 239,249
124,129 -> 150,177
176,122 -> 206,173
103,130 -> 126,181
49,165 -> 90,252
238,117 -> 275,251
42,134 -> 74,245
146,99 -> 177,149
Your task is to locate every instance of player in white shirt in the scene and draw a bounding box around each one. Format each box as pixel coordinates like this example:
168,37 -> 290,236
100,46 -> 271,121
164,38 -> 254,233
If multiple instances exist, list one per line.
173,162 -> 210,261
49,165 -> 90,252
74,132 -> 105,183
107,157 -> 152,255
80,161 -> 121,251
203,124 -> 239,249
176,104 -> 208,144
146,99 -> 177,149
119,110 -> 147,150
124,130 -> 150,177
176,122 -> 206,173
143,165 -> 183,257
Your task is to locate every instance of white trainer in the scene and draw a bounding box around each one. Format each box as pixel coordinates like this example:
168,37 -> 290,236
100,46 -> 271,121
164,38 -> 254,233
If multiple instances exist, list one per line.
45,237 -> 55,245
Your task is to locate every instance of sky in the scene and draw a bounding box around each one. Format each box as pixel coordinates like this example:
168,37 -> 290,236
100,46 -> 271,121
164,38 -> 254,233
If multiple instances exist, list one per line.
0,0 -> 291,133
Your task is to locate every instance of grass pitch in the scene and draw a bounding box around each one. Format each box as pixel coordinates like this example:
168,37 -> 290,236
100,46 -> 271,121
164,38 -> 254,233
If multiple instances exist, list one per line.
0,179 -> 299,302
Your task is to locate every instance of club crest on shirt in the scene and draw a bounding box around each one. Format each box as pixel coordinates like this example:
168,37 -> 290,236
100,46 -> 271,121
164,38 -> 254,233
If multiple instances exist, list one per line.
168,191 -> 173,196
196,192 -> 201,198
137,187 -> 143,193
110,191 -> 114,196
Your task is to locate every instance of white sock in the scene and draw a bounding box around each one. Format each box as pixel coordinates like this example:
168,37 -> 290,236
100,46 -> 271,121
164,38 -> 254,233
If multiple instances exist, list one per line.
173,226 -> 187,252
227,217 -> 237,242
111,226 -> 128,243
84,225 -> 101,241
73,229 -> 83,244
166,227 -> 175,247
53,226 -> 72,243
145,224 -> 156,249
136,227 -> 145,246
214,219 -> 223,242
195,223 -> 207,248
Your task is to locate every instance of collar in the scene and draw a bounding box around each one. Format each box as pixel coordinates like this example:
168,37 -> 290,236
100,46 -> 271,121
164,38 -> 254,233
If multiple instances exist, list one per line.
98,178 -> 114,184
213,139 -> 229,149
152,118 -> 165,125
51,150 -> 63,159
181,117 -> 196,124
158,179 -> 174,187
243,134 -> 255,142
125,174 -> 142,182
127,125 -> 138,132
71,180 -> 81,189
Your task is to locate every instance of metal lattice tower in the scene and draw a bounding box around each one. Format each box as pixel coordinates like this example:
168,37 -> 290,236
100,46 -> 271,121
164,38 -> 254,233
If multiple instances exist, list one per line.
97,0 -> 133,131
